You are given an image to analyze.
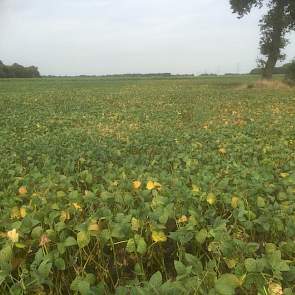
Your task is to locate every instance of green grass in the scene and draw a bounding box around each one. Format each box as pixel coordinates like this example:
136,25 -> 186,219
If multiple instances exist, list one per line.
0,76 -> 295,294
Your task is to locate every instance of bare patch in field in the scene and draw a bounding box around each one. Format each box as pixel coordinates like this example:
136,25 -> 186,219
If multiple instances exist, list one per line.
238,79 -> 291,90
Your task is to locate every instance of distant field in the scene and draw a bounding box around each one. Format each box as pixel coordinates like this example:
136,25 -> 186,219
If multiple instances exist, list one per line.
0,76 -> 295,294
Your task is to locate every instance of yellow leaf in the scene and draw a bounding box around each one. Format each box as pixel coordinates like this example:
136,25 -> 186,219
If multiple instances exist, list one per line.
20,207 -> 27,218
280,172 -> 289,178
131,217 -> 140,231
231,196 -> 239,209
146,181 -> 155,190
153,182 -> 162,190
224,258 -> 237,269
60,210 -> 70,222
192,185 -> 200,193
72,203 -> 82,211
18,186 -> 27,196
219,147 -> 226,155
7,229 -> 19,243
207,193 -> 216,205
10,207 -> 20,219
178,215 -> 188,223
132,180 -> 141,189
152,231 -> 167,242
268,282 -> 283,295
88,221 -> 100,232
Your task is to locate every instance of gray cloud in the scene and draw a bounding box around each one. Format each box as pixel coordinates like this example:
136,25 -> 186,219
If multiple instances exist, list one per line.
0,0 -> 294,75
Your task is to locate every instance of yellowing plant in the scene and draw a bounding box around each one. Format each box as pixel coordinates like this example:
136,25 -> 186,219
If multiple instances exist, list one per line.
132,180 -> 141,189
60,210 -> 70,222
231,196 -> 239,208
219,147 -> 226,155
72,203 -> 82,211
20,207 -> 27,218
178,215 -> 188,223
207,193 -> 216,205
131,217 -> 140,231
146,181 -> 155,190
152,231 -> 167,242
18,186 -> 27,195
7,229 -> 19,243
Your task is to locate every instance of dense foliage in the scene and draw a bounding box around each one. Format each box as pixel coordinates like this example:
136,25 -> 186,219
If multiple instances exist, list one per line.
0,76 -> 295,294
0,61 -> 40,78
285,60 -> 295,84
230,0 -> 295,79
250,63 -> 291,75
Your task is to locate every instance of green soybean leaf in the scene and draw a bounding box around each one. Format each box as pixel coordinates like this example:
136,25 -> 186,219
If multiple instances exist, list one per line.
149,271 -> 162,288
77,231 -> 90,249
215,274 -> 240,295
136,237 -> 147,255
55,257 -> 65,270
64,236 -> 78,247
126,239 -> 136,253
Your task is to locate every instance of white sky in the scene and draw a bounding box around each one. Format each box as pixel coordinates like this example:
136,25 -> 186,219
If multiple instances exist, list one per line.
0,0 -> 294,75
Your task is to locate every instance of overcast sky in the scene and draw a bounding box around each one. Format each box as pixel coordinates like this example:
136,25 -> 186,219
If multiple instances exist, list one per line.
0,0 -> 294,75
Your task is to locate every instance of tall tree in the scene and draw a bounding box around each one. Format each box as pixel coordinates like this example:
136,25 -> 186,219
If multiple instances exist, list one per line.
230,0 -> 295,79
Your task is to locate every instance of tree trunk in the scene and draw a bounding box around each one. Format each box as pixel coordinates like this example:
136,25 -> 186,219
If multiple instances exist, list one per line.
260,0 -> 285,80
262,55 -> 278,79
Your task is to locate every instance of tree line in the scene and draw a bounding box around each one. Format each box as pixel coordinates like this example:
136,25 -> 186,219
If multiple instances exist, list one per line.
0,60 -> 40,78
250,62 -> 291,74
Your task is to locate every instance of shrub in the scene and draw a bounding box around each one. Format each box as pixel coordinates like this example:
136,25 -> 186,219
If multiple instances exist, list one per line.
284,60 -> 295,85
